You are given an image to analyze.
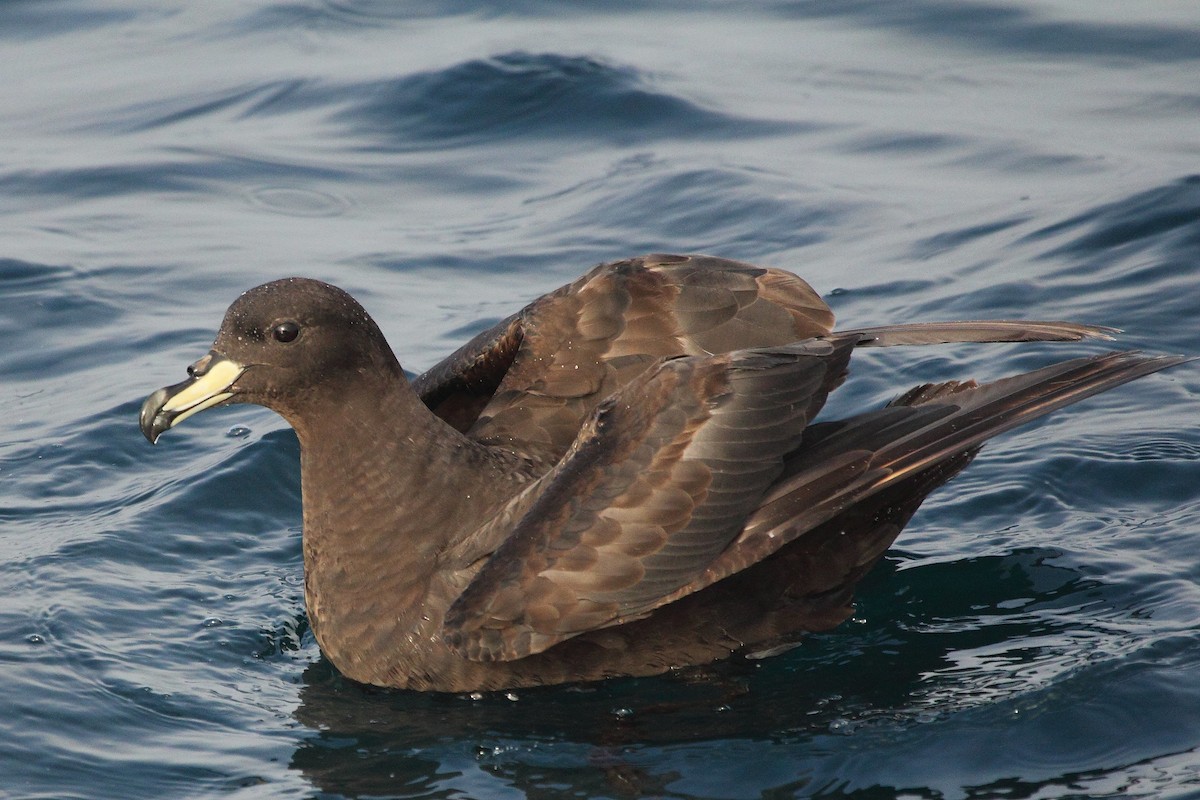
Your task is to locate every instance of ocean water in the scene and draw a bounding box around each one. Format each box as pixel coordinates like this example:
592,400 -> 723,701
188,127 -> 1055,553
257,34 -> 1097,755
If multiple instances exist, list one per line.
2,2 -> 1200,798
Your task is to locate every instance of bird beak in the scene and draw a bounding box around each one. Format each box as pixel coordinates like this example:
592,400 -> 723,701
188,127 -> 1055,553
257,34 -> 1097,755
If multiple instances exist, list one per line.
140,352 -> 246,443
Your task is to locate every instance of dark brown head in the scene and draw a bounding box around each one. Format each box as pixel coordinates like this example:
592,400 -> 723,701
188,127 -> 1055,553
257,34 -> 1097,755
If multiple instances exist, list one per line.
140,278 -> 402,443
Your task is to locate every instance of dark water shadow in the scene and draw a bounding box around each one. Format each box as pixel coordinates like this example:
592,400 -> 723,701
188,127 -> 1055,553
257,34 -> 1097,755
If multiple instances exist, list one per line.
0,1 -> 137,40
329,52 -> 805,151
1022,174 -> 1200,259
773,1 -> 1200,64
1018,175 -> 1200,349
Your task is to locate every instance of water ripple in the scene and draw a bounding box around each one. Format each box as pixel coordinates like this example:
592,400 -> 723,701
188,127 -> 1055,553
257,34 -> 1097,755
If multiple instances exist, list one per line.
3,2 -> 1200,797
775,1 -> 1200,63
332,52 -> 800,150
245,185 -> 352,218
1027,175 -> 1200,258
529,157 -> 850,256
0,2 -> 137,40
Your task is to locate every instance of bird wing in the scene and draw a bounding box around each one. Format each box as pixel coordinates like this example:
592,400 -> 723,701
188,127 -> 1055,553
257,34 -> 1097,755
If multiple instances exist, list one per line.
411,254 -> 835,460
443,349 -> 1186,661
411,253 -> 1118,458
440,334 -> 860,661
658,350 -> 1189,603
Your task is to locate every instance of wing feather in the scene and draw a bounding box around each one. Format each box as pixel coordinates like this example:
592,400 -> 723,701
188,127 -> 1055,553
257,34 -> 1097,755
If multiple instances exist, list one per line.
411,255 -> 1116,459
442,335 -> 858,660
411,254 -> 833,462
655,351 -> 1191,602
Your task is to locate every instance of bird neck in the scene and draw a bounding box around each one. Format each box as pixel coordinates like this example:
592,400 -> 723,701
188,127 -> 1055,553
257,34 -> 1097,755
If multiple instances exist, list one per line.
291,368 -> 521,567
285,365 -> 534,679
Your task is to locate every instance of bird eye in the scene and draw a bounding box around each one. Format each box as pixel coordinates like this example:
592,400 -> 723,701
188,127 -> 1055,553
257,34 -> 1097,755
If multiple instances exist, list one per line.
272,321 -> 300,343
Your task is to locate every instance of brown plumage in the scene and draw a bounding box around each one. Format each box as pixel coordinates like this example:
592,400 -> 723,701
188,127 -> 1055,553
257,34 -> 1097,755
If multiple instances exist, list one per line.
139,253 -> 1187,691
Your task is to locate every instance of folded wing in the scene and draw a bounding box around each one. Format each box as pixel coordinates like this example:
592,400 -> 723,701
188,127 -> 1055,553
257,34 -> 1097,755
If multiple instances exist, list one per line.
442,335 -> 861,660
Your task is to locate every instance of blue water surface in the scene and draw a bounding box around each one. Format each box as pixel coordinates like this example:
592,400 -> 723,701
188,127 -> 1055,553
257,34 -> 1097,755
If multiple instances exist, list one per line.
2,2 -> 1200,798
